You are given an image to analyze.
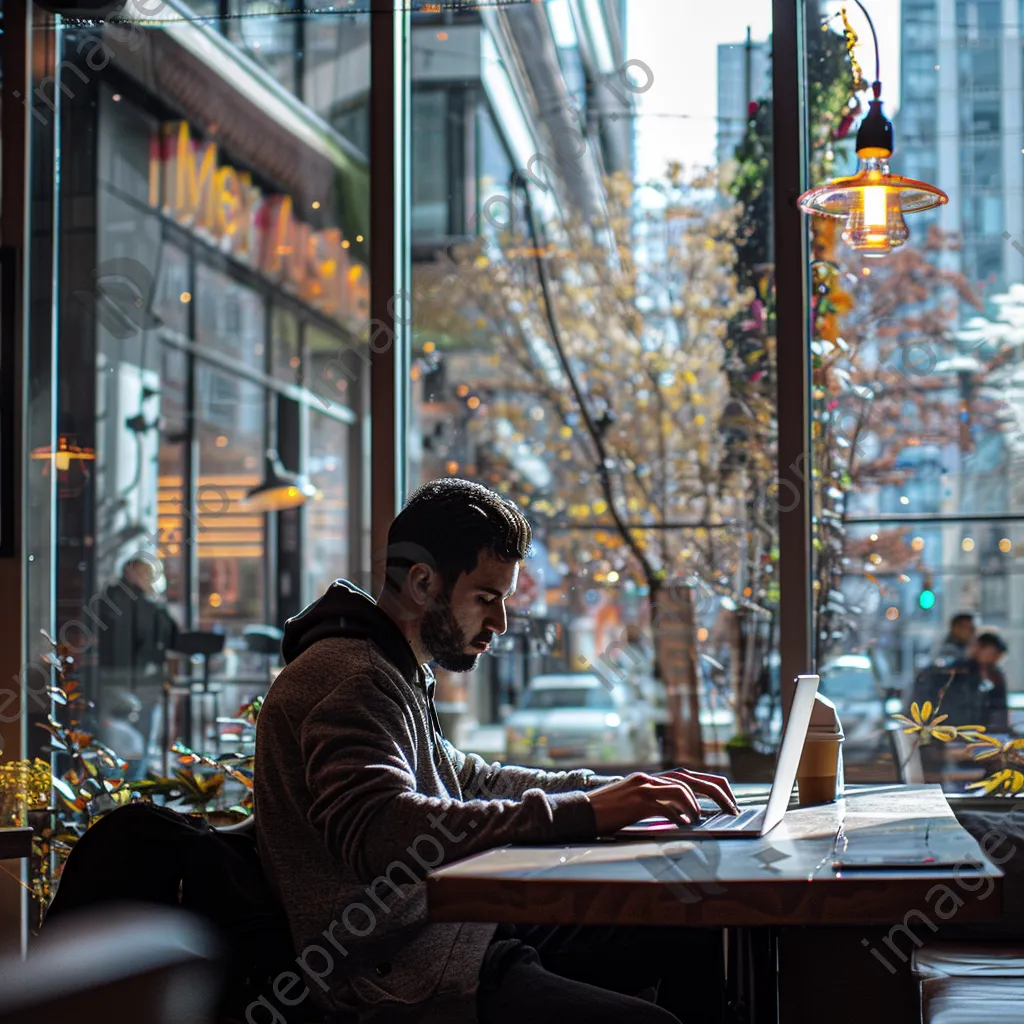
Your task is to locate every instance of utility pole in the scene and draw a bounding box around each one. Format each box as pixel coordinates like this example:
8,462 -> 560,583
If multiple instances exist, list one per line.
745,25 -> 753,110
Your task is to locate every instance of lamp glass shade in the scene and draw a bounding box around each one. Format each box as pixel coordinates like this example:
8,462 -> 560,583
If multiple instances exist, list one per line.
243,454 -> 317,512
841,186 -> 910,257
31,435 -> 96,469
799,156 -> 947,255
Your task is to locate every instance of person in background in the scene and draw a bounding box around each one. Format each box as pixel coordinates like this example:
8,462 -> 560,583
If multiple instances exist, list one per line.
95,556 -> 179,768
255,478 -> 737,1024
912,628 -> 1007,730
936,612 -> 977,666
911,627 -> 1010,782
972,629 -> 1010,734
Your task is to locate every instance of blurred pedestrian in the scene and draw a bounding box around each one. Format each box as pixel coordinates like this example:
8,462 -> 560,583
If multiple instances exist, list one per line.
911,627 -> 1007,731
971,629 -> 1009,734
95,556 -> 179,769
936,612 -> 976,665
910,626 -> 1009,782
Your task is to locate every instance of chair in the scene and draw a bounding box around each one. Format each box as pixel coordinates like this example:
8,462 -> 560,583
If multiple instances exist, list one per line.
893,727 -> 925,784
214,814 -> 256,839
0,905 -> 223,1024
913,943 -> 1024,1023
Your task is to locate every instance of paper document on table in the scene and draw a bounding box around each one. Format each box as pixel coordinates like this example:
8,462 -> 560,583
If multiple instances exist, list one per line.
833,822 -> 982,871
833,854 -> 982,871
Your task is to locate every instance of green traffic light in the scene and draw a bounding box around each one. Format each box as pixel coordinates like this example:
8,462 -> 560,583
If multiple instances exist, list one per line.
919,589 -> 936,610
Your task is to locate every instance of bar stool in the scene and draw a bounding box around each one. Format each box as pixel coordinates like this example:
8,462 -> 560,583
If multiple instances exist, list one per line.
243,624 -> 284,688
168,632 -> 226,754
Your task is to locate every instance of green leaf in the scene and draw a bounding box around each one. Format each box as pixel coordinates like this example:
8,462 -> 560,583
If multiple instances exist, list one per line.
51,776 -> 79,807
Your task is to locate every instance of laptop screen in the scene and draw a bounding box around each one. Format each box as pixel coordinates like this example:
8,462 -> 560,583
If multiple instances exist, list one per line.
762,674 -> 821,833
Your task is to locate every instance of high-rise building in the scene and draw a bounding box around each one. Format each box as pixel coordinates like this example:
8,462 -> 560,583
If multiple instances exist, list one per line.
898,0 -> 1024,296
716,34 -> 770,166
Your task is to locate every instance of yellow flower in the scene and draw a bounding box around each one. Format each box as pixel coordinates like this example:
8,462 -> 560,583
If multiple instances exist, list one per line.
964,735 -> 1024,761
892,701 -> 957,745
967,769 -> 1024,796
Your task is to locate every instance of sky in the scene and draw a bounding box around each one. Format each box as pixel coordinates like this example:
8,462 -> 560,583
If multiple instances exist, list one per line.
625,0 -> 902,179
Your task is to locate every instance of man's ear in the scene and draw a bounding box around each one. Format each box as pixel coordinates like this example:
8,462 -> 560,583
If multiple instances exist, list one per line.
407,564 -> 434,608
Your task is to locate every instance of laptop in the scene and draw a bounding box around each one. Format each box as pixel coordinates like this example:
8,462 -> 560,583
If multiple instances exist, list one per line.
615,674 -> 821,840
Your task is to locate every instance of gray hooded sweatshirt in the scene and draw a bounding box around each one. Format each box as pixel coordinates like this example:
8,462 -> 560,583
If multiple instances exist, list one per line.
254,580 -> 616,1023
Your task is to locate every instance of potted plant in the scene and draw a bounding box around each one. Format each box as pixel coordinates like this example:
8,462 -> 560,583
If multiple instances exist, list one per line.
9,630 -> 261,930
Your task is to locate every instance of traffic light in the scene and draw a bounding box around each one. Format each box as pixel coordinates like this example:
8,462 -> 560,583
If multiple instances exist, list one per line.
919,572 -> 936,611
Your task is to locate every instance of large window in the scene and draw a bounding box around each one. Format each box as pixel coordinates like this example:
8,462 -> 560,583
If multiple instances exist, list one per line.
305,412 -> 350,603
21,0 -> 1024,802
410,0 -> 779,772
23,2 -> 371,766
806,0 -> 1024,790
196,264 -> 266,372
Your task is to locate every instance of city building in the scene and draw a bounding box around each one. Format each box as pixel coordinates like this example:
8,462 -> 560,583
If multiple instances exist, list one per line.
716,32 -> 770,167
874,0 -> 1024,685
898,0 -> 1024,295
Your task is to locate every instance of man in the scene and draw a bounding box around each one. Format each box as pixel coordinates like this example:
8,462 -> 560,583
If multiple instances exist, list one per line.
95,557 -> 179,767
936,613 -> 976,666
912,628 -> 1007,731
972,630 -> 1010,734
96,556 -> 179,679
255,479 -> 736,1024
911,628 -> 1010,782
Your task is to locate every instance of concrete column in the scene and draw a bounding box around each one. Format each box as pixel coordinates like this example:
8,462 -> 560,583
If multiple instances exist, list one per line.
1003,0 -> 1024,284
936,0 -> 962,266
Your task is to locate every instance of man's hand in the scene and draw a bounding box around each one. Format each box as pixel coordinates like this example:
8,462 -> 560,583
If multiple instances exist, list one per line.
586,769 -> 739,834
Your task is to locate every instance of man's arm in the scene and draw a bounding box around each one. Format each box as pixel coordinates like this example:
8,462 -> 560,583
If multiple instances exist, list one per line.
442,739 -> 623,801
300,658 -> 598,883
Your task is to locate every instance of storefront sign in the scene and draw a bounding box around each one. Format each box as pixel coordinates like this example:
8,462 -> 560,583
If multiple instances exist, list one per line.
149,120 -> 369,327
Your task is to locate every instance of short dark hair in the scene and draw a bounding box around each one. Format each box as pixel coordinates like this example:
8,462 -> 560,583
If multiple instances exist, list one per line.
976,630 -> 1008,654
950,613 -> 975,629
384,478 -> 531,592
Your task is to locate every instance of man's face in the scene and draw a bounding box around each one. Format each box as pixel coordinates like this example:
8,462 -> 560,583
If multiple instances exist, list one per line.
126,560 -> 156,594
952,619 -> 976,644
974,642 -> 1003,667
419,550 -> 518,672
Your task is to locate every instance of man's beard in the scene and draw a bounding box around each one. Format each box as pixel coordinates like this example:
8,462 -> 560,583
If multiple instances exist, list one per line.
420,593 -> 483,672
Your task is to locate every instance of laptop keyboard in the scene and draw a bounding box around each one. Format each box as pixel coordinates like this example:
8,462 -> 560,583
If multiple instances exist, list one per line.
697,807 -> 764,831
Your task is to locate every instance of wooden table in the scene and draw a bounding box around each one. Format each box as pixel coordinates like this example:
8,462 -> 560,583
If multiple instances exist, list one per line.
0,828 -> 31,860
428,785 -> 1005,1023
0,827 -> 33,951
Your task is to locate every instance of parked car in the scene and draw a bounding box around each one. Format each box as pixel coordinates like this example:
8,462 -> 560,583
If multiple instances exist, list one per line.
1007,692 -> 1024,735
504,673 -> 658,768
817,653 -> 897,764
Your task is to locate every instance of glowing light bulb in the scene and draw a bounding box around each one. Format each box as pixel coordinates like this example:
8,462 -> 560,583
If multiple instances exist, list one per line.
863,185 -> 887,229
843,186 -> 910,257
54,451 -> 71,472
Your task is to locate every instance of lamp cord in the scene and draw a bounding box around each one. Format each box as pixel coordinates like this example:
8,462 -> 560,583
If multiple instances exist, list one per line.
849,0 -> 881,87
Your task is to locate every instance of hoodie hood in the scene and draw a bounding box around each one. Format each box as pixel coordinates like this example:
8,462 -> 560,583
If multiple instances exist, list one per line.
281,579 -> 422,685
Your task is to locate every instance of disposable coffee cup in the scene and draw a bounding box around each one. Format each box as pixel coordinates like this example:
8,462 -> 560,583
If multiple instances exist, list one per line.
796,722 -> 845,806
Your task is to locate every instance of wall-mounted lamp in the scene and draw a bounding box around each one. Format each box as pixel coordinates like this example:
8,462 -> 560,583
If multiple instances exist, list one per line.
242,450 -> 317,512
